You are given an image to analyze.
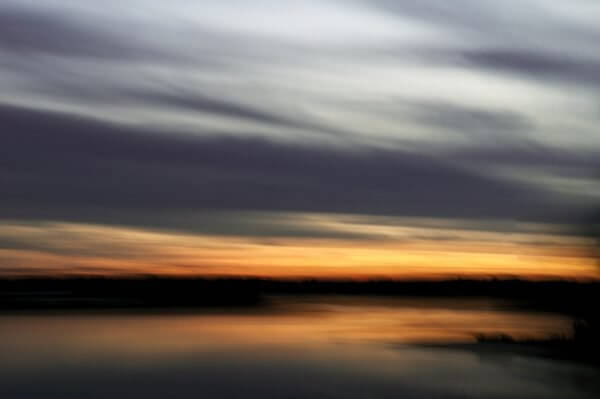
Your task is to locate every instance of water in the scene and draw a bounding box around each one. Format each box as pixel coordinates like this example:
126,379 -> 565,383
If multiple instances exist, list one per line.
1,296 -> 598,398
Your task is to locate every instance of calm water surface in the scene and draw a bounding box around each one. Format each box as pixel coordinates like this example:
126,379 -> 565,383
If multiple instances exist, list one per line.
1,296 -> 598,398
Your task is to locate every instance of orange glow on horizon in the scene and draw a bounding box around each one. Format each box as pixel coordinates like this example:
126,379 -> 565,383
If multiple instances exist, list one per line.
0,220 -> 597,280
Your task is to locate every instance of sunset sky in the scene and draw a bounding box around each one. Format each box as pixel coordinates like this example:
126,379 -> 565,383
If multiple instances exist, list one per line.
2,0 -> 600,278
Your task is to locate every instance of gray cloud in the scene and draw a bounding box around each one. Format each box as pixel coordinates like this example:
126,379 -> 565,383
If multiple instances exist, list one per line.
449,145 -> 600,171
133,90 -> 348,136
460,49 -> 600,87
0,0 -> 598,244
1,104 -> 580,234
0,8 -> 156,60
141,92 -> 293,126
369,0 -> 504,35
0,229 -> 151,259
405,101 -> 533,137
1,1 -> 598,153
369,0 -> 600,47
368,1 -> 600,88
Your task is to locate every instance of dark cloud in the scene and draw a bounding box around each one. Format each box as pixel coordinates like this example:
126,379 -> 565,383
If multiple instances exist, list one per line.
1,105 -> 576,233
0,8 -> 151,59
461,49 -> 600,87
141,92 -> 295,126
405,101 -> 533,136
449,145 -> 600,171
0,233 -> 147,259
447,145 -> 600,196
134,90 -> 346,136
0,62 -> 347,136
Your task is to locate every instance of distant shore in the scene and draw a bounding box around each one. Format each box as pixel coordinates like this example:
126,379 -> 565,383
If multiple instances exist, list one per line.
0,277 -> 598,314
2,276 -> 599,366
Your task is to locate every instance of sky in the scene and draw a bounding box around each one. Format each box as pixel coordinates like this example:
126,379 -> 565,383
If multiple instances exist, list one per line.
2,0 -> 600,278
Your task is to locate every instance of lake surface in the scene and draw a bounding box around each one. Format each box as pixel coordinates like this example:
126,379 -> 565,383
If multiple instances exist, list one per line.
1,296 -> 598,398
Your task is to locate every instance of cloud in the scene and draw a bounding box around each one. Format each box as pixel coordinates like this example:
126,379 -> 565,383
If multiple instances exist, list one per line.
0,1 -> 597,236
460,49 -> 600,87
1,1 -> 598,154
449,145 -> 600,171
0,8 -> 151,59
130,90 -> 347,137
404,101 -> 533,137
369,0 -> 600,47
140,91 -> 295,126
1,104 -> 575,233
368,1 -> 600,89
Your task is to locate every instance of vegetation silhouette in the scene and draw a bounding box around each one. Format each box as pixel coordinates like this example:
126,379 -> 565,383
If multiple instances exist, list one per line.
571,207 -> 600,359
1,207 -> 599,363
466,206 -> 600,365
1,274 -> 599,364
0,276 -> 598,311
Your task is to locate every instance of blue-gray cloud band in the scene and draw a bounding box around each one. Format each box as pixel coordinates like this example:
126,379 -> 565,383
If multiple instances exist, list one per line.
2,104 -> 586,232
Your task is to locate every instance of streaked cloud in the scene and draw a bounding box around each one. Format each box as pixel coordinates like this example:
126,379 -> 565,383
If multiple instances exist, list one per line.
459,49 -> 600,87
1,0 -> 599,277
3,104 -> 576,230
0,8 -> 143,59
0,219 -> 595,278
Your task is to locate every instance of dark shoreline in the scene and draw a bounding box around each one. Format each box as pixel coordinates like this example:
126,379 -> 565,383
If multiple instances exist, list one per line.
1,277 -> 598,313
2,276 -> 599,366
414,337 -> 600,367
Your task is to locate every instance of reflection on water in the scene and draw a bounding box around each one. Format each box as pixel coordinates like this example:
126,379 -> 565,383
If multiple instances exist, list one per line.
0,297 -> 598,399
